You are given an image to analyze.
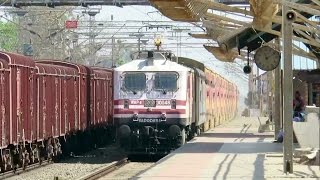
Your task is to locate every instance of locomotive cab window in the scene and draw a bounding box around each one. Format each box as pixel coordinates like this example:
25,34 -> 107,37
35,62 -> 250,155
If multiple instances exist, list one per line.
154,72 -> 178,91
123,73 -> 146,92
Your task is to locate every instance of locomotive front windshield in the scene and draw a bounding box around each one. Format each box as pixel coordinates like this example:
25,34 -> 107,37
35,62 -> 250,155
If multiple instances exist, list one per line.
123,73 -> 146,91
154,73 -> 178,91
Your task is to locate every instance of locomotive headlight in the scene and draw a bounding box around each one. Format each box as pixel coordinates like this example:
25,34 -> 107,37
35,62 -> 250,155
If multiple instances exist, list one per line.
124,99 -> 129,109
171,99 -> 176,109
160,113 -> 166,121
133,113 -> 138,121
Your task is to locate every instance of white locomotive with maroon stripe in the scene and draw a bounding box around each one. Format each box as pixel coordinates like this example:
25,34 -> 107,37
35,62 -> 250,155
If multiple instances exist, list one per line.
114,50 -> 193,155
114,49 -> 239,156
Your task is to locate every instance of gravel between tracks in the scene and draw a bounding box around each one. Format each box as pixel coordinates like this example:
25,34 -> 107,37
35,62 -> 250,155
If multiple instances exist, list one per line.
3,144 -> 126,180
97,162 -> 154,180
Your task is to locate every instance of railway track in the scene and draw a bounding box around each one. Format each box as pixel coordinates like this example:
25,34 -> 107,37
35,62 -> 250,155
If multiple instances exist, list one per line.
77,158 -> 129,180
0,160 -> 52,180
3,144 -> 127,180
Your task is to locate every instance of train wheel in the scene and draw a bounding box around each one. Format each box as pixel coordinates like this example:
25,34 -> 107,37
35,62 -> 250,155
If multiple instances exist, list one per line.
47,139 -> 54,162
21,149 -> 29,170
0,163 -> 4,173
91,128 -> 97,149
12,149 -> 18,173
187,128 -> 193,141
3,150 -> 10,171
0,153 -> 5,173
180,129 -> 186,145
38,145 -> 44,165
6,153 -> 11,171
72,134 -> 79,155
31,146 -> 38,163
196,126 -> 201,136
78,132 -> 84,154
82,132 -> 88,151
66,136 -> 71,156
20,151 -> 26,170
54,138 -> 62,156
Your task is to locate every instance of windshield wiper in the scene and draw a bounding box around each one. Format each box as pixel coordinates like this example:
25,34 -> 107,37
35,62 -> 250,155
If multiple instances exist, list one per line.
131,89 -> 137,95
160,86 -> 167,95
125,87 -> 137,95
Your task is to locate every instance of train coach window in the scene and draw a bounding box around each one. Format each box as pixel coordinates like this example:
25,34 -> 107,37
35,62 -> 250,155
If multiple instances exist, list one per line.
154,73 -> 178,91
123,73 -> 146,91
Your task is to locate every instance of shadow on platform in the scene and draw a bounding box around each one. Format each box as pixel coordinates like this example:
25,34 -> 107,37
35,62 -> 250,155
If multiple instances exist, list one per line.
212,153 -> 265,180
174,142 -> 282,154
199,132 -> 274,139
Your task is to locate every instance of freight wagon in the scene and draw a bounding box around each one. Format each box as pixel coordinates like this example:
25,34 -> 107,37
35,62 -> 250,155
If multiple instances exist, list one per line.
0,52 -> 113,172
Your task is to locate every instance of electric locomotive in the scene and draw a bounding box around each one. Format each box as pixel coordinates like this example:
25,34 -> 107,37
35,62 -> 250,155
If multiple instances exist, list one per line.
113,46 -> 195,155
114,42 -> 238,155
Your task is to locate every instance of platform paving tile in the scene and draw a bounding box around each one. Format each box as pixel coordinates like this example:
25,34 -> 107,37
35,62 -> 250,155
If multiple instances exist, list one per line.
134,117 -> 320,180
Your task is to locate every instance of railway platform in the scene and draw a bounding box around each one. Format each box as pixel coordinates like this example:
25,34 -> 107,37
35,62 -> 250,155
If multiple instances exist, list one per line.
134,117 -> 320,179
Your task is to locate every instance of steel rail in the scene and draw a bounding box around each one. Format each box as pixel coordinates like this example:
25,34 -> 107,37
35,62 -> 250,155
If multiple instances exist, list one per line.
0,160 -> 52,179
77,158 -> 129,180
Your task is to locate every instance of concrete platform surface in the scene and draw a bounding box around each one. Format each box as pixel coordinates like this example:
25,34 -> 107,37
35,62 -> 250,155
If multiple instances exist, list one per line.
134,117 -> 320,180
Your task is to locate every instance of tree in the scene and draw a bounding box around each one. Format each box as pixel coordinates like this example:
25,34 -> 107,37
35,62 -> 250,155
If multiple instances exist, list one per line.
12,7 -> 76,60
0,21 -> 18,51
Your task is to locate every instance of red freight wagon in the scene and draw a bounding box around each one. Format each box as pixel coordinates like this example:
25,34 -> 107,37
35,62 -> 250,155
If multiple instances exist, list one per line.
35,63 -> 79,140
0,54 -> 10,149
36,60 -> 89,133
90,67 -> 113,127
0,52 -> 37,171
88,67 -> 113,146
35,60 -> 92,157
0,52 -> 115,172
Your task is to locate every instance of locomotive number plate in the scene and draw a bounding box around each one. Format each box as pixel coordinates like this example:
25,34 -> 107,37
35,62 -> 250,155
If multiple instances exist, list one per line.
138,118 -> 161,123
144,100 -> 156,107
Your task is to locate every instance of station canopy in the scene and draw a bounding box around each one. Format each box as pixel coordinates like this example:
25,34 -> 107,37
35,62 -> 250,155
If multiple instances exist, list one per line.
149,0 -> 320,66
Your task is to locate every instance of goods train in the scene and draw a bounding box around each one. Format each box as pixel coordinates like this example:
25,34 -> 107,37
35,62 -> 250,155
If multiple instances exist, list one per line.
114,49 -> 239,155
0,51 -> 113,172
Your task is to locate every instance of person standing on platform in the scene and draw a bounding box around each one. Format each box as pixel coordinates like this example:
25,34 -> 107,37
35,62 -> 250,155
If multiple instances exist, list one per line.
275,91 -> 306,143
293,91 -> 305,121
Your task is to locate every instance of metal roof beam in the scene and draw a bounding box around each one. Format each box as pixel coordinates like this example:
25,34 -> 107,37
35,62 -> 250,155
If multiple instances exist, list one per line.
4,0 -> 150,7
235,0 -> 313,51
1,0 -> 249,7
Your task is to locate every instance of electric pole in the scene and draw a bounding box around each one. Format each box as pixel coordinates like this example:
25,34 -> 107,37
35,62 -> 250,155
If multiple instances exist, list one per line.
282,4 -> 294,174
84,9 -> 100,65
